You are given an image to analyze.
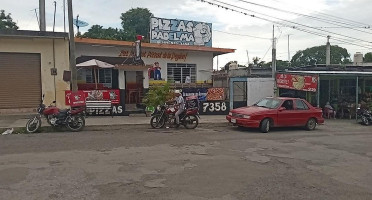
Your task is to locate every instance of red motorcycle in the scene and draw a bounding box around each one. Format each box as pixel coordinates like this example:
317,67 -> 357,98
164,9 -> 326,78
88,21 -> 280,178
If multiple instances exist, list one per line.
26,95 -> 86,133
150,96 -> 200,129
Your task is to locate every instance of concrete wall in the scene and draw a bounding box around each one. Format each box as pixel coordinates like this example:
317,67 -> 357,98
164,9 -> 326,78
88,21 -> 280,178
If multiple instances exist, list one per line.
229,77 -> 275,109
75,44 -> 214,83
0,37 -> 70,109
247,78 -> 275,106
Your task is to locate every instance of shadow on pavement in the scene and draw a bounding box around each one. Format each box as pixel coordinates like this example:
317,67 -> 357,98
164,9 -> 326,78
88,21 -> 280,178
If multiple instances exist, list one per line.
230,125 -> 321,134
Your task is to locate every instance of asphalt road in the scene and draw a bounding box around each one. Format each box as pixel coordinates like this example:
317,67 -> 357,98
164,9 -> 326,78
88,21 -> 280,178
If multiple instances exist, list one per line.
1,121 -> 372,200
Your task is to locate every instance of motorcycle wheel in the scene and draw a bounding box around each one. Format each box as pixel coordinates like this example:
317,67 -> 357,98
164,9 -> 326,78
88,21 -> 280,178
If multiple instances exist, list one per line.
150,114 -> 165,129
361,116 -> 370,126
66,115 -> 85,132
184,115 -> 199,129
26,116 -> 41,133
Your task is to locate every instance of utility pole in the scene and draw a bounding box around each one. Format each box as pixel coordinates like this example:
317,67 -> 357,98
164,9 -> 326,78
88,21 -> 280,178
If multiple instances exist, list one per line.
216,56 -> 219,71
288,34 -> 291,67
272,25 -> 277,97
63,0 -> 66,32
272,25 -> 276,79
53,1 -> 56,32
326,35 -> 331,66
39,0 -> 46,31
246,50 -> 250,67
68,0 -> 78,91
53,1 -> 57,101
76,14 -> 80,35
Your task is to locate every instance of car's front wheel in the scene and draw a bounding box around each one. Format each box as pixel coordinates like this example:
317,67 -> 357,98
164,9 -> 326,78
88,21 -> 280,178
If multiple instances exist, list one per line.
260,118 -> 270,133
305,118 -> 317,130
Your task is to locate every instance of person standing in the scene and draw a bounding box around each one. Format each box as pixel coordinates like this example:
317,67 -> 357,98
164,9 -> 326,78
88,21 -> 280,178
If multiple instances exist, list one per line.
148,65 -> 154,79
154,62 -> 162,80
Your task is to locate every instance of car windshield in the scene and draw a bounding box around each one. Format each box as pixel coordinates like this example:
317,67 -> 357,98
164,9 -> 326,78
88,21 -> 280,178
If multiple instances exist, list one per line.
253,98 -> 281,109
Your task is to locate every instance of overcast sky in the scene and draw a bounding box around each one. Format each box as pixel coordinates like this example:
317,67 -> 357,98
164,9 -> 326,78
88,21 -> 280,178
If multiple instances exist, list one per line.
2,0 -> 372,69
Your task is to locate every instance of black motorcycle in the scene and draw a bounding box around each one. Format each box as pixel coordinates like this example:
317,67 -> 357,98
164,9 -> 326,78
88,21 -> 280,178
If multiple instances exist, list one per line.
357,108 -> 372,126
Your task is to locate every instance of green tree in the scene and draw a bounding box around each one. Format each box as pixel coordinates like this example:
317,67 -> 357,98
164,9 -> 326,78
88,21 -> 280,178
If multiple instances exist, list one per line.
364,52 -> 372,62
264,60 -> 289,70
291,45 -> 351,67
120,8 -> 152,41
142,83 -> 174,108
252,57 -> 260,65
251,57 -> 266,67
82,25 -> 125,40
0,10 -> 18,30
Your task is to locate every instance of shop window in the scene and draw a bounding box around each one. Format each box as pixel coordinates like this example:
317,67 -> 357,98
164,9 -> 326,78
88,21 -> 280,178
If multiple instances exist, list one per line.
98,68 -> 112,88
77,68 -> 93,83
86,70 -> 93,83
296,99 -> 309,110
167,63 -> 196,83
339,79 -> 357,102
365,79 -> 372,92
77,68 -> 112,88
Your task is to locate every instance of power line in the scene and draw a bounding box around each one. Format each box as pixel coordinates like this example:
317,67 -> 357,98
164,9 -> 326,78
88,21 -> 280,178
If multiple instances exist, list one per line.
313,26 -> 371,29
213,30 -> 271,39
274,18 -> 372,49
233,0 -> 372,35
198,0 -> 372,49
267,0 -> 371,28
261,44 -> 273,61
211,0 -> 372,45
199,0 -> 372,49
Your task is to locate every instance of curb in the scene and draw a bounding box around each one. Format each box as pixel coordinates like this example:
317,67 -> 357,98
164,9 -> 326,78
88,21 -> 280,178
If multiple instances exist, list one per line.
1,121 -> 229,134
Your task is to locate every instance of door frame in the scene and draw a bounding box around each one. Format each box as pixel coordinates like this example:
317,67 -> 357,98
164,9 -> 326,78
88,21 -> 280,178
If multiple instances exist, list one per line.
229,77 -> 248,109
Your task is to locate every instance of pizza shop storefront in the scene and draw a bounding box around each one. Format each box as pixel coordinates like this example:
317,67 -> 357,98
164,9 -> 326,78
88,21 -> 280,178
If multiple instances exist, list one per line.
71,38 -> 234,116
276,71 -> 372,119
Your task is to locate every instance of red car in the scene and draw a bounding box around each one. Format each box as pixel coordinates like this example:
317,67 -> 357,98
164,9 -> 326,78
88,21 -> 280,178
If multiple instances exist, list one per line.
226,97 -> 324,133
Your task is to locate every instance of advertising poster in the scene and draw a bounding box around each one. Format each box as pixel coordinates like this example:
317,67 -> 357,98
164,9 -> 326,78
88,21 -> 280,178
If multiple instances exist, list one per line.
276,73 -> 318,92
65,90 -> 120,105
207,88 -> 225,101
182,88 -> 208,101
150,17 -> 212,47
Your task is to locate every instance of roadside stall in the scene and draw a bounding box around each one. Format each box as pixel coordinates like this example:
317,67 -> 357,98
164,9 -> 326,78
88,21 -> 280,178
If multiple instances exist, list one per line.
65,59 -> 122,116
276,71 -> 372,119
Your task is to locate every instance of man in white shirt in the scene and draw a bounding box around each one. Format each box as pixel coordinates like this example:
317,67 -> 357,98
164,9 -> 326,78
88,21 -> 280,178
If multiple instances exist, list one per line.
324,102 -> 336,119
174,90 -> 185,125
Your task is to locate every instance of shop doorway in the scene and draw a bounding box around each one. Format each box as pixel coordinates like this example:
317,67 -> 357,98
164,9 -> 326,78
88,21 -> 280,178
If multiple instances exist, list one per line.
232,81 -> 247,108
0,53 -> 41,110
125,71 -> 144,110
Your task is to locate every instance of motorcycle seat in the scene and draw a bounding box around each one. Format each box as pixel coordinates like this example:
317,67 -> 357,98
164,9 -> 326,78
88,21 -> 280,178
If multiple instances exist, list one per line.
59,109 -> 70,114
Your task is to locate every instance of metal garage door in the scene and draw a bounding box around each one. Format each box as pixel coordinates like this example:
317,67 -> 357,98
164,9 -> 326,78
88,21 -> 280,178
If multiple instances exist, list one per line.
0,52 -> 41,109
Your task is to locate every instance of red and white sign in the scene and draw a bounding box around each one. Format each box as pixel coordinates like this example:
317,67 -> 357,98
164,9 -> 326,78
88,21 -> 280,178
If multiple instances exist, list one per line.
66,91 -> 86,107
276,73 -> 318,92
65,89 -> 120,105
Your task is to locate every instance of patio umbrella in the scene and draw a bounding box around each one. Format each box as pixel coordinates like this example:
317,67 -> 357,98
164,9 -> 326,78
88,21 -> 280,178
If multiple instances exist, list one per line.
77,59 -> 114,89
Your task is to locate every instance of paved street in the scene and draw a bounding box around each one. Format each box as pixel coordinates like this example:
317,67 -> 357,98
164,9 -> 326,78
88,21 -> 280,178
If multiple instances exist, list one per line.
1,120 -> 372,200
